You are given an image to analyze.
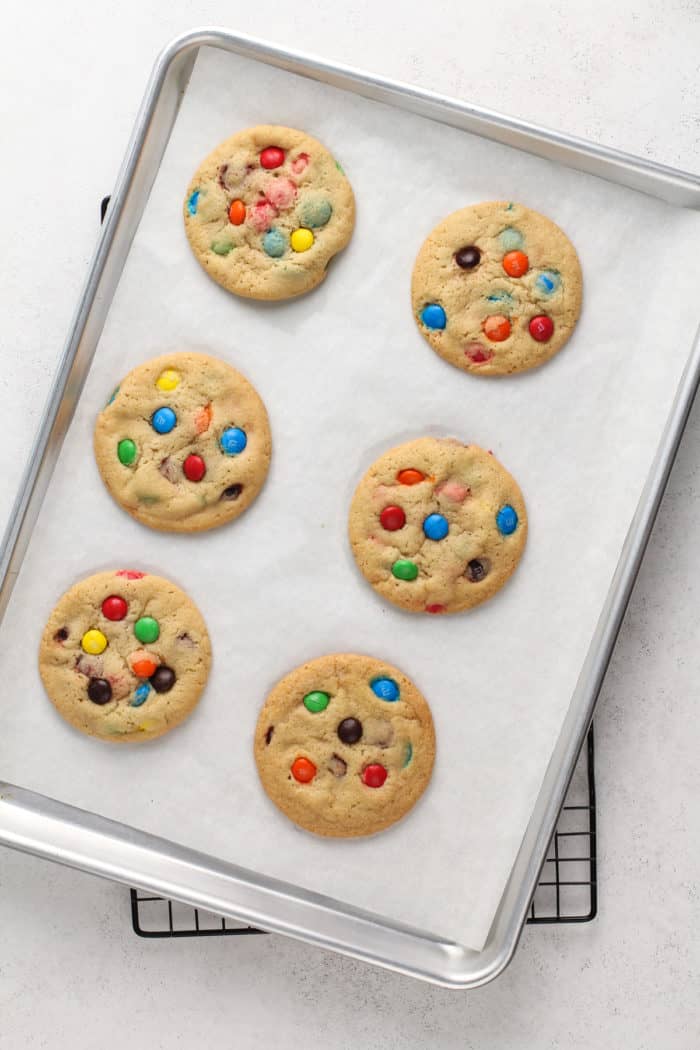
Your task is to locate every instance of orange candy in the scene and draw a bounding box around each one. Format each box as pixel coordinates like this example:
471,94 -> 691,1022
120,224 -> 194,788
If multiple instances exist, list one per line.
502,250 -> 529,277
291,757 -> 317,783
483,315 -> 512,342
194,403 -> 212,434
131,657 -> 158,679
397,468 -> 425,486
228,199 -> 246,225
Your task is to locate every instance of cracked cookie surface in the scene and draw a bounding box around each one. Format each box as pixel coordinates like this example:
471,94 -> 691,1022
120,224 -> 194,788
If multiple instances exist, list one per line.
39,570 -> 211,742
254,653 -> 435,837
348,437 -> 527,614
411,201 -> 582,375
94,352 -> 271,533
184,125 -> 355,301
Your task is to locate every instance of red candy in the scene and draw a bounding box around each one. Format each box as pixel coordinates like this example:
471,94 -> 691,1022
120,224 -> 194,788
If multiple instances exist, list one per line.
361,764 -> 388,788
425,604 -> 446,614
529,315 -> 554,342
465,343 -> 494,365
291,757 -> 317,783
380,505 -> 406,531
260,146 -> 285,169
102,595 -> 128,621
183,454 -> 206,482
116,570 -> 145,579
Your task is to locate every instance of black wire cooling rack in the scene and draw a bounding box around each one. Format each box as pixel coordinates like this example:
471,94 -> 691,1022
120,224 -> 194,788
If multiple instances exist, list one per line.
99,197 -> 597,940
130,727 -> 596,937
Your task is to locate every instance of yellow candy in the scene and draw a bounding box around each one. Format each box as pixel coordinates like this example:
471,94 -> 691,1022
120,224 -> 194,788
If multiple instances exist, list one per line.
156,369 -> 181,392
290,228 -> 314,253
81,629 -> 107,655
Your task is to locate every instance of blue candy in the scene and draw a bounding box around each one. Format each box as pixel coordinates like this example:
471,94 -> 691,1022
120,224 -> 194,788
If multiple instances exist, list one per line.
535,270 -> 560,295
187,190 -> 200,215
151,406 -> 177,434
262,228 -> 287,258
420,303 -> 446,330
496,504 -> 519,535
220,426 -> 247,456
131,683 -> 151,708
371,677 -> 400,702
423,513 -> 449,540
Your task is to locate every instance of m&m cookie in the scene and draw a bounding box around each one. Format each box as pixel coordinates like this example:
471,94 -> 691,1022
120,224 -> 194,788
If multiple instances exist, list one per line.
184,125 -> 355,301
411,202 -> 582,375
348,437 -> 527,614
254,653 -> 435,837
38,570 -> 211,742
94,352 -> 271,532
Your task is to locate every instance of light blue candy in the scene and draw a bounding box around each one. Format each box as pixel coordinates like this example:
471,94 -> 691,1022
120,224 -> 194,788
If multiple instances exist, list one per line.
496,504 -> 519,535
371,677 -> 400,702
262,228 -> 287,258
486,290 -> 514,307
420,303 -> 446,330
423,513 -> 449,540
131,683 -> 151,708
499,227 -> 524,251
187,190 -> 200,215
535,270 -> 560,295
151,407 -> 177,434
220,426 -> 247,456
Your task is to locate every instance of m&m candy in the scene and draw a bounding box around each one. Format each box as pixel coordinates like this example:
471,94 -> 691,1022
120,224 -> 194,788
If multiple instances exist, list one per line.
502,251 -> 529,277
81,629 -> 107,655
455,245 -> 481,269
420,303 -> 446,330
303,690 -> 330,713
183,454 -> 206,482
228,199 -> 246,225
117,439 -> 137,466
260,146 -> 285,169
370,677 -> 400,702
150,666 -> 176,693
483,315 -> 511,342
131,683 -> 151,707
423,513 -> 449,540
290,228 -> 314,252
392,559 -> 418,581
337,717 -> 363,743
529,315 -> 554,342
88,678 -> 112,704
134,616 -> 160,644
380,505 -> 406,531
262,229 -> 287,258
151,407 -> 177,434
291,756 -> 316,783
102,595 -> 127,621
397,468 -> 424,486
361,764 -> 388,788
220,427 -> 247,455
496,504 -> 519,535
156,369 -> 181,392
130,652 -> 159,679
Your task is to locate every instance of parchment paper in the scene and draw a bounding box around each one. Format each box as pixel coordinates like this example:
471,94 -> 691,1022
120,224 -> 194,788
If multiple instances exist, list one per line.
2,47 -> 699,952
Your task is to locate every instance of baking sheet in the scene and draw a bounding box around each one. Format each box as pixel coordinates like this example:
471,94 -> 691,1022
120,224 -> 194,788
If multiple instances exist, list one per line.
2,46 -> 699,953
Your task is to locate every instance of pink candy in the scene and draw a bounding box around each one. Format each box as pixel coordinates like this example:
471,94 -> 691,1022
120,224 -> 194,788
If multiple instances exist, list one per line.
249,199 -> 278,232
291,152 -> 309,174
264,177 -> 297,210
435,480 -> 470,503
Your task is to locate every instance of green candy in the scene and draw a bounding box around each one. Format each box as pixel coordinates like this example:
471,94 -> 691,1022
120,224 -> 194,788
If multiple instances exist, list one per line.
117,438 -> 137,465
334,159 -> 345,174
402,742 -> 413,768
303,690 -> 330,713
300,198 -> 332,228
134,616 -> 160,644
392,559 -> 418,581
211,239 -> 234,256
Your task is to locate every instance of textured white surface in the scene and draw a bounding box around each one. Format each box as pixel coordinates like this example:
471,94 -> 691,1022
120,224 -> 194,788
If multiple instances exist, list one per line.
1,0 -> 699,1045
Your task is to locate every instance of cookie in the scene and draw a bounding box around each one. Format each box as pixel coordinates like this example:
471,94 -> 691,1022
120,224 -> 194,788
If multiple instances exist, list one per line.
184,125 -> 355,301
411,201 -> 582,375
348,437 -> 527,614
254,653 -> 435,837
38,570 -> 211,743
94,352 -> 271,532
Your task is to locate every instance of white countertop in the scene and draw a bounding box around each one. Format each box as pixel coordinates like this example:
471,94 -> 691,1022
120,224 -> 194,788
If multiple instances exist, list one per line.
1,2 -> 698,1046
